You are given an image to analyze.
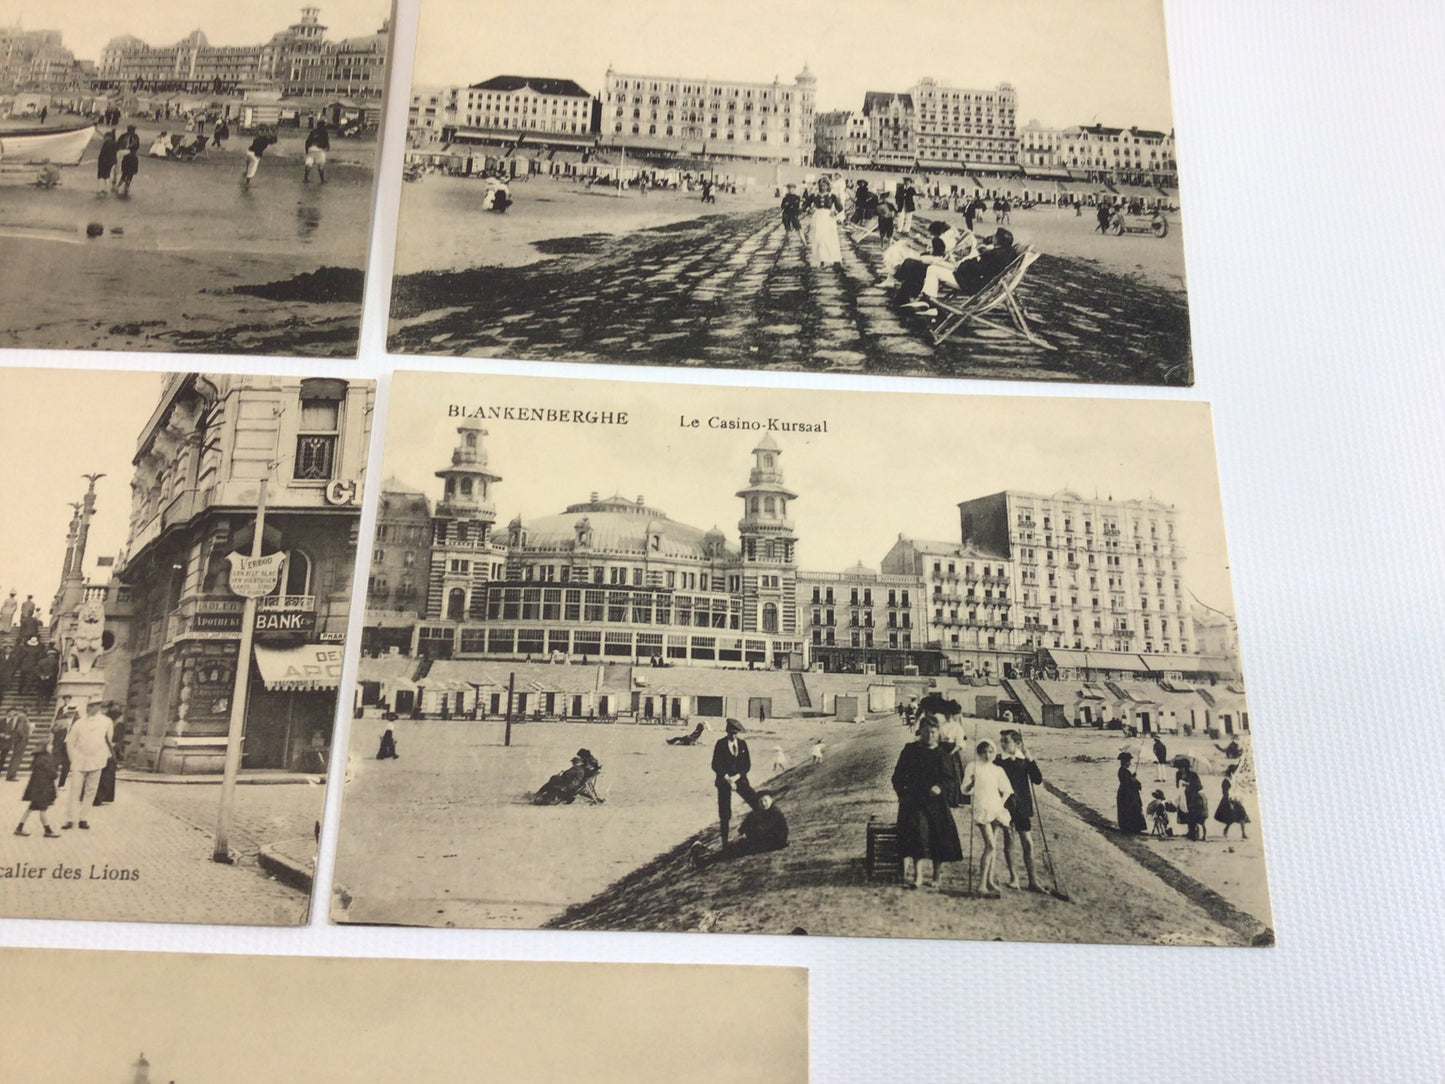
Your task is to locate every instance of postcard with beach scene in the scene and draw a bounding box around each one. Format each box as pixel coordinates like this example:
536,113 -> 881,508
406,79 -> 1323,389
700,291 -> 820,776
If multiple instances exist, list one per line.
390,0 -> 1191,384
0,2 -> 392,356
0,367 -> 374,924
2,947 -> 809,1084
332,371 -> 1270,946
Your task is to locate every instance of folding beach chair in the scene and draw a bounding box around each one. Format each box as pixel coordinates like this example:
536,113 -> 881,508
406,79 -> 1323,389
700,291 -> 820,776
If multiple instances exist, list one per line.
930,245 -> 1053,349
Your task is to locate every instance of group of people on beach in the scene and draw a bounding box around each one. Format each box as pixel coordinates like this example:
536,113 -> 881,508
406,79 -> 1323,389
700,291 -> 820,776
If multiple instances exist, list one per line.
778,172 -> 1021,322
71,114 -> 334,194
1116,734 -> 1250,842
892,718 -> 1046,896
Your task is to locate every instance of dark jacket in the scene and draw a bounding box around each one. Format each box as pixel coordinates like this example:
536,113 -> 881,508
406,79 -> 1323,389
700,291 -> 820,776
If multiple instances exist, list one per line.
738,803 -> 789,851
996,754 -> 1042,819
711,736 -> 751,782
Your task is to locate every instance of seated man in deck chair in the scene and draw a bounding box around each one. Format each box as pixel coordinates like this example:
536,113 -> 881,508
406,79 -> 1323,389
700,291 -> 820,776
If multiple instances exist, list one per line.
897,228 -> 1016,318
667,722 -> 706,746
532,748 -> 605,805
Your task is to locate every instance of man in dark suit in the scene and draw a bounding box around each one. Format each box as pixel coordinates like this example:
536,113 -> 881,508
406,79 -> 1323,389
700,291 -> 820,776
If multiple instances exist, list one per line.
711,719 -> 758,849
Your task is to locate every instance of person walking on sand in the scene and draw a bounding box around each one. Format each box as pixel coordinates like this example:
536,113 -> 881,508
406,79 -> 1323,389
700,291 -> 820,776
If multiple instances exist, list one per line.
243,132 -> 277,186
895,176 -> 917,234
62,700 -> 113,831
303,121 -> 330,184
1152,734 -> 1169,782
375,719 -> 399,760
807,177 -> 843,268
95,130 -> 118,194
780,183 -> 802,235
772,744 -> 788,771
711,719 -> 757,850
996,730 -> 1044,892
116,144 -> 139,196
810,737 -> 825,765
962,739 -> 1014,897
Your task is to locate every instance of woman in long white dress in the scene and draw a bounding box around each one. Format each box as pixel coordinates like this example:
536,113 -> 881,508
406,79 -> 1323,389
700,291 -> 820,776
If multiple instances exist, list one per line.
807,177 -> 843,268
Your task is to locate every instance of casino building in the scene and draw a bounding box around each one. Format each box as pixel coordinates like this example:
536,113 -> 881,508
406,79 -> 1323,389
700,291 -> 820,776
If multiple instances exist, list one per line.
118,374 -> 373,773
398,422 -> 809,669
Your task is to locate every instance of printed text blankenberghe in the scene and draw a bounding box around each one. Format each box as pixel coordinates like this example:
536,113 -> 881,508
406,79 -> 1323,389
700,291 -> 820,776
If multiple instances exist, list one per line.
448,405 -> 629,424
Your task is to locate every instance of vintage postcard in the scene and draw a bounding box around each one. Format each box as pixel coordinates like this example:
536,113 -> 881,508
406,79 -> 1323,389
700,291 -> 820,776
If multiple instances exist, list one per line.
0,3 -> 393,356
390,0 -> 1191,384
0,367 -> 373,924
332,371 -> 1269,945
2,947 -> 809,1084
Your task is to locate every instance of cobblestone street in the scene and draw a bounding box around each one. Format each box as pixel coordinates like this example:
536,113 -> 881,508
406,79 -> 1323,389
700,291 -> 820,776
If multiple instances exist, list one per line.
0,775 -> 318,925
391,209 -> 1191,384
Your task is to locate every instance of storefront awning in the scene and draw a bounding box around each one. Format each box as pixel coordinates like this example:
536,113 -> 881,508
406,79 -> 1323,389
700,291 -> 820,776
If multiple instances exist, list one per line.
254,644 -> 344,692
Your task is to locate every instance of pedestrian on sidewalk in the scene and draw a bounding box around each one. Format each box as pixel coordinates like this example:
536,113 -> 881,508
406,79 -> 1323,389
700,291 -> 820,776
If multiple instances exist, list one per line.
3,709 -> 31,781
50,709 -> 74,789
14,744 -> 60,837
62,700 -> 114,830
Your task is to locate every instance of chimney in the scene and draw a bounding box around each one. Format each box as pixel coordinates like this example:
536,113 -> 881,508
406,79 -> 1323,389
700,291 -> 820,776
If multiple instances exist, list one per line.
636,495 -> 644,505
590,491 -> 598,502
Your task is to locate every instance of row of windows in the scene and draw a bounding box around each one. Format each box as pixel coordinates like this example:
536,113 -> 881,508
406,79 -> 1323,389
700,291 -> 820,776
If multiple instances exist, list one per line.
454,626 -> 786,662
810,586 -> 911,606
813,628 -> 911,648
610,82 -> 797,101
616,124 -> 791,142
482,587 -> 774,631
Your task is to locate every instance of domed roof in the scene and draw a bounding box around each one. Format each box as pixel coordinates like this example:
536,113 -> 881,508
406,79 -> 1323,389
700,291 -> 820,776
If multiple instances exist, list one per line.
520,495 -> 736,561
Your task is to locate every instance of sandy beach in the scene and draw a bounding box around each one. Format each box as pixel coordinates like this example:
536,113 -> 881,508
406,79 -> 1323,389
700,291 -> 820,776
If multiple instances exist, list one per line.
0,122 -> 376,355
390,175 -> 1192,383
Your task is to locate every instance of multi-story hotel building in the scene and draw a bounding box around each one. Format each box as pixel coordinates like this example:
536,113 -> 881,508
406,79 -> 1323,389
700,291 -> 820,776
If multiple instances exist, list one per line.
408,85 -> 459,146
858,79 -> 1018,170
450,75 -> 599,146
813,109 -> 871,168
95,7 -> 388,100
0,27 -> 88,92
601,65 -> 816,164
1017,120 -> 1177,187
117,374 -> 373,773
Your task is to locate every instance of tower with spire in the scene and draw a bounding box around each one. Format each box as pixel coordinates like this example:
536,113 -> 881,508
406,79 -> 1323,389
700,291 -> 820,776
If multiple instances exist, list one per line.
735,435 -> 798,639
426,417 -> 504,631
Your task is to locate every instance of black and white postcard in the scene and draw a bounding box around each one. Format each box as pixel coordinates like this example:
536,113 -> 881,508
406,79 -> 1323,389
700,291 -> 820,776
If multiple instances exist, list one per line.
0,368 -> 373,924
333,371 -> 1269,945
389,0 -> 1191,383
0,3 -> 392,356
3,947 -> 809,1084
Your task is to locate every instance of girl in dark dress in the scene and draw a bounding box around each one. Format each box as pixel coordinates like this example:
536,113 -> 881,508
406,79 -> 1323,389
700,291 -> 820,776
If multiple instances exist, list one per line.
375,721 -> 398,760
96,130 -> 118,193
1115,752 -> 1147,834
15,747 -> 60,837
1214,776 -> 1249,838
891,717 -> 964,889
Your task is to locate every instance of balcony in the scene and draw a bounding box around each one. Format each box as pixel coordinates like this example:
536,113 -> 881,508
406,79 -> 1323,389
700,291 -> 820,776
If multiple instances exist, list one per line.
258,595 -> 316,612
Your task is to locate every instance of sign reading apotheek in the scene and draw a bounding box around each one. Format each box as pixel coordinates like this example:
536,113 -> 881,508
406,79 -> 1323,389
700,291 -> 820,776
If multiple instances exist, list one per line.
226,552 -> 287,598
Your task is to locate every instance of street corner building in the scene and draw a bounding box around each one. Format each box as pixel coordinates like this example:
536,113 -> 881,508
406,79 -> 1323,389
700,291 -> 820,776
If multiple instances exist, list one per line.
116,374 -> 374,774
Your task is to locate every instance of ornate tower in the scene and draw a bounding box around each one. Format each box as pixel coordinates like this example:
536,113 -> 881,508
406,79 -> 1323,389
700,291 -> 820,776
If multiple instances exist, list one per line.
794,64 -> 817,165
736,435 -> 798,641
427,418 -> 503,630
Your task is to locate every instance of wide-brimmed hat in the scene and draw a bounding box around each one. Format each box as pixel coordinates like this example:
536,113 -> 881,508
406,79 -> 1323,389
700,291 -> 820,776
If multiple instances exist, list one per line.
725,719 -> 746,735
1151,789 -> 1166,799
1118,751 -> 1133,761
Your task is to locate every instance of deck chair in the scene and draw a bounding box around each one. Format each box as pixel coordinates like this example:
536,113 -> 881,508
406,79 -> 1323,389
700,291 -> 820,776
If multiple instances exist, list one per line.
841,199 -> 878,240
930,245 -> 1053,349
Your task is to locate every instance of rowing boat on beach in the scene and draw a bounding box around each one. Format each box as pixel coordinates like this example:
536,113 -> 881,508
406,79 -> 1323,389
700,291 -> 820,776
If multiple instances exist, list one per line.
0,121 -> 96,166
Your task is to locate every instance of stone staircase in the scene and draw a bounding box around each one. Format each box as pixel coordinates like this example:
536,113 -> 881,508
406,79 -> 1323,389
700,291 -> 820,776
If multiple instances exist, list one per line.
0,628 -> 58,768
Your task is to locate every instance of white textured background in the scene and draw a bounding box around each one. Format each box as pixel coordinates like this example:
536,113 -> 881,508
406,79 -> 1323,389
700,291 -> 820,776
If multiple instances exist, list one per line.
3,1 -> 1445,1079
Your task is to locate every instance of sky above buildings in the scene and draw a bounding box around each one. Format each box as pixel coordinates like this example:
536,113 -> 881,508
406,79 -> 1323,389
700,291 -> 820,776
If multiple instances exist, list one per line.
384,372 -> 1239,615
0,1 -> 387,64
416,0 -> 1176,130
0,368 -> 159,619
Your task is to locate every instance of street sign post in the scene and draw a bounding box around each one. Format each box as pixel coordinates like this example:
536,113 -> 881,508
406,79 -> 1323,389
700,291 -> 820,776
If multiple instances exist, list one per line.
214,477 -> 271,863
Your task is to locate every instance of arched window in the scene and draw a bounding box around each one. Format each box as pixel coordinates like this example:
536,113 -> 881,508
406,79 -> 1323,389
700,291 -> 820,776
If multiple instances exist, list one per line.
763,496 -> 776,514
284,550 -> 312,596
761,603 -> 778,632
460,477 -> 474,497
750,496 -> 760,513
447,588 -> 466,621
